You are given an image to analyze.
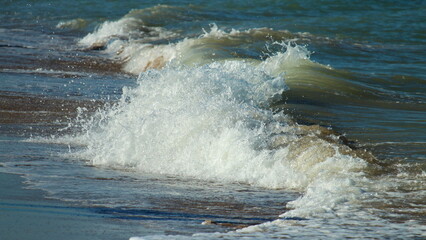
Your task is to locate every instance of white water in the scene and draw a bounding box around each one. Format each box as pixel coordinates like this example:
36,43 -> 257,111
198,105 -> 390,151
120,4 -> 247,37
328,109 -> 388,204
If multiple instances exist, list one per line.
51,13 -> 426,239
64,47 -> 374,220
78,19 -> 317,75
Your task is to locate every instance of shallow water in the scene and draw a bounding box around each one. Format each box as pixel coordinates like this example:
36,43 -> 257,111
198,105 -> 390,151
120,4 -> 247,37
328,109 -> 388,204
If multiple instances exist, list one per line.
1,1 -> 425,239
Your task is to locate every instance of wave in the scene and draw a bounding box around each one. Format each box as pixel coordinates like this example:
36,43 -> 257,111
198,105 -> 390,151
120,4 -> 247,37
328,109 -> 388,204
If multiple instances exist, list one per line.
76,6 -> 316,75
45,5 -> 425,238
76,10 -> 418,110
58,51 -> 426,238
78,6 -> 181,50
56,46 -> 380,225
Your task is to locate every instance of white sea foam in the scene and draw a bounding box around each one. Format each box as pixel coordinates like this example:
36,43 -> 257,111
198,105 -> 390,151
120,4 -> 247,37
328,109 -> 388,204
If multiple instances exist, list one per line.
78,6 -> 178,48
66,13 -> 426,238
78,18 -> 321,75
60,43 -> 375,229
79,19 -> 176,47
130,217 -> 425,239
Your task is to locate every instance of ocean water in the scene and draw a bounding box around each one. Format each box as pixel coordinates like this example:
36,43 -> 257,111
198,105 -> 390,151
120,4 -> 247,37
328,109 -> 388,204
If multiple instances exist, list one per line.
1,0 -> 425,239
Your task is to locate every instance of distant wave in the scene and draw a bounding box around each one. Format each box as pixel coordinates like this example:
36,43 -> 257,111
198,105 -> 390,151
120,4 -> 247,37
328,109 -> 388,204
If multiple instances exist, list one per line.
75,7 -> 420,110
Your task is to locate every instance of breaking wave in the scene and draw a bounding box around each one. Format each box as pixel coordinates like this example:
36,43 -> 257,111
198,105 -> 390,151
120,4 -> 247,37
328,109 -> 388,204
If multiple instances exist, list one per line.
44,5 -> 425,239
58,41 -> 378,223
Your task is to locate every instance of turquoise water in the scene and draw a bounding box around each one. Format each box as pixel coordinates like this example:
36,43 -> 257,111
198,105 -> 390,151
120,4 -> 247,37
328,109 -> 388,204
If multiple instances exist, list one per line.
1,1 -> 425,239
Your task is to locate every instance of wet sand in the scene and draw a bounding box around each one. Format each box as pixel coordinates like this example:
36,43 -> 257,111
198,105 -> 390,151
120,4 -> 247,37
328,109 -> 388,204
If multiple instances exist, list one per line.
0,92 -> 103,124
